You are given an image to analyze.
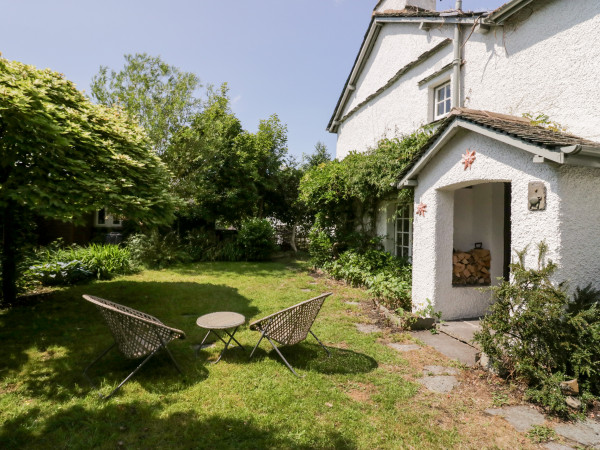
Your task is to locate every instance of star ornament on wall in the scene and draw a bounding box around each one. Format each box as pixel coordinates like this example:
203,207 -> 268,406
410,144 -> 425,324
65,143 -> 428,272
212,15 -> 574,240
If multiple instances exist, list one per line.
462,149 -> 477,170
416,202 -> 427,217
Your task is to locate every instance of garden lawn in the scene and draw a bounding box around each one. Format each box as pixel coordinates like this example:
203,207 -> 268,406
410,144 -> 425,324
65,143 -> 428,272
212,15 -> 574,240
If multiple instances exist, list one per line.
0,258 -> 533,449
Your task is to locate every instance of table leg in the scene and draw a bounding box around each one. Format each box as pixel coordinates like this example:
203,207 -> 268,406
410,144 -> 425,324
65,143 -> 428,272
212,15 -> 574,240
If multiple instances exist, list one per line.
214,326 -> 245,364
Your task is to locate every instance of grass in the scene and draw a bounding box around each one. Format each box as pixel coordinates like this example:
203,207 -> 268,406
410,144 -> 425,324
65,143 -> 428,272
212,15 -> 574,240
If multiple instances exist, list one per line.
0,258 -> 535,449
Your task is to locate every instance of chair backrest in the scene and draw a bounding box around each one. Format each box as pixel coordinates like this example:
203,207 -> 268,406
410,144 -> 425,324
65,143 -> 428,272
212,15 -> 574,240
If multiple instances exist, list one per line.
249,293 -> 332,346
83,295 -> 185,359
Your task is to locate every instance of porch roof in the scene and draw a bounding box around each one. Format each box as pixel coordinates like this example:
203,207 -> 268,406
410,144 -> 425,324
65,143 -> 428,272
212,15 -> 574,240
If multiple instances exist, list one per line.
397,108 -> 600,188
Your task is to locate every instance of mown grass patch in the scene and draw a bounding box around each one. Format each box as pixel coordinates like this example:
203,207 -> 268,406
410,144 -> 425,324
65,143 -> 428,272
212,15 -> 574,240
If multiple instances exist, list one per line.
0,258 -> 532,449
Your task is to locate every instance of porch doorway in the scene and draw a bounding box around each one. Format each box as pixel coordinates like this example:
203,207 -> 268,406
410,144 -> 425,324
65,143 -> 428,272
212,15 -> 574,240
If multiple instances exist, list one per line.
452,182 -> 511,286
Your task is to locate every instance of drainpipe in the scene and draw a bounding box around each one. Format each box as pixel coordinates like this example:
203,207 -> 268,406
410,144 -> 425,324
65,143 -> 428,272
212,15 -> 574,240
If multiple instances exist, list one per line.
452,0 -> 463,109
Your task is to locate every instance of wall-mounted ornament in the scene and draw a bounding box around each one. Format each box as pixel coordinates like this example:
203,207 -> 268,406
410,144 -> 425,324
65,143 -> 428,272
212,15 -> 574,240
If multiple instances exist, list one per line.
416,202 -> 427,217
461,149 -> 477,170
528,182 -> 547,211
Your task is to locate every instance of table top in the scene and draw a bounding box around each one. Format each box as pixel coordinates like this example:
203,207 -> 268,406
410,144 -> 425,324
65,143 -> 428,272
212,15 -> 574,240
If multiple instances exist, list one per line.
196,311 -> 246,330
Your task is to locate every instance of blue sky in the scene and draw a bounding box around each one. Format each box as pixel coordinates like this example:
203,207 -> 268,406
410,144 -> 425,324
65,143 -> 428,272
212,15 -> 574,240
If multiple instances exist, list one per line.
1,0 -> 504,160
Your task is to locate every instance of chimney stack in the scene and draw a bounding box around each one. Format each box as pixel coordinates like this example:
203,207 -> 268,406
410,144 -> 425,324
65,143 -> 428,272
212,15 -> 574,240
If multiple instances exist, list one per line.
374,0 -> 436,13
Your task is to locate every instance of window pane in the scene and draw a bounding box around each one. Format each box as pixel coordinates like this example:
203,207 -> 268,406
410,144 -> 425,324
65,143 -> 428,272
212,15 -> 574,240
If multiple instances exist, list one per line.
446,99 -> 451,113
437,87 -> 444,102
446,84 -> 451,98
97,209 -> 105,225
438,103 -> 444,116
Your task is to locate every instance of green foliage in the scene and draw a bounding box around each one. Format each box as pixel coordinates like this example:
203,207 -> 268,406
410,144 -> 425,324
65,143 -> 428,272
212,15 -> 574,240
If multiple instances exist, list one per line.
522,112 -> 567,133
126,231 -> 190,269
26,241 -> 135,286
526,425 -> 557,444
91,53 -> 202,154
302,141 -> 331,171
307,223 -> 335,267
299,128 -> 430,242
236,218 -> 277,261
323,248 -> 412,311
0,56 -> 175,305
474,243 -> 600,416
165,85 -> 292,227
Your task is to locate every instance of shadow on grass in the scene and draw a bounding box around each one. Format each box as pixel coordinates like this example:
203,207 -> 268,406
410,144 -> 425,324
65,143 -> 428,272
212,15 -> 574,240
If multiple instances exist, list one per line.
0,401 -> 358,449
0,281 -> 258,401
250,343 -> 378,376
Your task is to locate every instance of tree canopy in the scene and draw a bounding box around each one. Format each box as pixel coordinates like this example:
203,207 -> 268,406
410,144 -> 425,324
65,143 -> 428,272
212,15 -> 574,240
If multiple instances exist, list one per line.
90,53 -> 202,154
0,57 -> 176,305
164,84 -> 291,227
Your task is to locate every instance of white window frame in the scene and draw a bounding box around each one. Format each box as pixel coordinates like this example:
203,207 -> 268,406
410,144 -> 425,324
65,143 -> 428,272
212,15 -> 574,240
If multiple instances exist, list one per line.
395,204 -> 413,261
94,208 -> 123,228
433,81 -> 452,120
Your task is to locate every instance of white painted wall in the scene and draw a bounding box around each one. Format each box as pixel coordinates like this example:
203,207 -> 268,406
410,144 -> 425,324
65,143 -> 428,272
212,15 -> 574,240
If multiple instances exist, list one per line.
464,0 -> 600,142
334,0 -> 600,159
412,130 -> 561,320
557,165 -> 600,292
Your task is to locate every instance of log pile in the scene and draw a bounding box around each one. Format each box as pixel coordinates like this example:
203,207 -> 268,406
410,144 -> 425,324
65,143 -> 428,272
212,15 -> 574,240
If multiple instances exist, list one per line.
452,248 -> 491,286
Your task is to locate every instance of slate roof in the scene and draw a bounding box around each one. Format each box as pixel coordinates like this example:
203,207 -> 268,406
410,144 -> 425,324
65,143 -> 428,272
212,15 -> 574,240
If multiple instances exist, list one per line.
398,108 -> 600,181
373,6 -> 485,18
439,109 -> 600,149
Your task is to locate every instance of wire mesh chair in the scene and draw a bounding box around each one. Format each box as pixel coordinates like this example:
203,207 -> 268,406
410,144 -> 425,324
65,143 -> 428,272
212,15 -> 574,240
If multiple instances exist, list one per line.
82,294 -> 186,399
249,292 -> 333,377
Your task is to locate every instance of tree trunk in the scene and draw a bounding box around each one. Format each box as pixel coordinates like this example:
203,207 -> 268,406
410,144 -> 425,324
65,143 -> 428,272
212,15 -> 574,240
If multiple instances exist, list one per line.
1,203 -> 18,307
289,222 -> 297,253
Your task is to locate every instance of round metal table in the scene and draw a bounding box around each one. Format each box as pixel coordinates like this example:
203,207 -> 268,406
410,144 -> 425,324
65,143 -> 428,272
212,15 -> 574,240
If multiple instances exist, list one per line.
196,312 -> 246,363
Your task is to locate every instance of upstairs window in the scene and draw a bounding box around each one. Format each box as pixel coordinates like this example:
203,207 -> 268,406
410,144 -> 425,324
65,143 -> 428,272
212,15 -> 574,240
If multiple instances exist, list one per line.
434,82 -> 452,120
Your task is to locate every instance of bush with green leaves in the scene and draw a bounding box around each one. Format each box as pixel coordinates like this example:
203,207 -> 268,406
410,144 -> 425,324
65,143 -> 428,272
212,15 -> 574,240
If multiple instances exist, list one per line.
126,231 -> 190,269
474,243 -> 600,416
25,241 -> 135,286
323,247 -> 412,311
236,218 -> 277,261
307,224 -> 335,267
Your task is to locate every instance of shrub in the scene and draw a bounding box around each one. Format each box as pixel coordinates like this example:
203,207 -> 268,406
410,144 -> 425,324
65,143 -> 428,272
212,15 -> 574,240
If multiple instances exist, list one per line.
308,225 -> 334,267
322,247 -> 412,311
184,229 -> 220,262
25,240 -> 135,286
474,243 -> 600,416
236,218 -> 277,261
126,231 -> 190,269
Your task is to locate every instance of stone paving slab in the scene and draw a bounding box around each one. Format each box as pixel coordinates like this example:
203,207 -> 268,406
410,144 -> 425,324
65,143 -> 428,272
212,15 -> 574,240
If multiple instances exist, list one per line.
484,406 -> 546,432
388,343 -> 420,352
344,301 -> 361,306
356,323 -> 382,333
439,320 -> 481,349
418,375 -> 459,393
543,443 -> 575,450
423,365 -> 459,376
410,330 -> 479,366
554,419 -> 600,448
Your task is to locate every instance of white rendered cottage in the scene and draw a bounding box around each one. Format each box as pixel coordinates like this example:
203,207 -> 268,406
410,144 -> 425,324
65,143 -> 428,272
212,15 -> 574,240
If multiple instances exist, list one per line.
328,0 -> 600,320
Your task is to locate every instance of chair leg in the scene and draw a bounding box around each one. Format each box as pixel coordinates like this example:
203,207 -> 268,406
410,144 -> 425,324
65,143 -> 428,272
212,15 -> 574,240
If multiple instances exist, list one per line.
265,337 -> 304,378
249,332 -> 265,360
309,330 -> 331,357
103,346 -> 163,400
159,338 -> 184,376
83,342 -> 117,391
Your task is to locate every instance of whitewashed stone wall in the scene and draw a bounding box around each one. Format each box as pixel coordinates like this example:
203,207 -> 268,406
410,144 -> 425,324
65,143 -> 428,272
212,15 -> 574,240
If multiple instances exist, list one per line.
335,0 -> 600,159
412,131 -> 562,320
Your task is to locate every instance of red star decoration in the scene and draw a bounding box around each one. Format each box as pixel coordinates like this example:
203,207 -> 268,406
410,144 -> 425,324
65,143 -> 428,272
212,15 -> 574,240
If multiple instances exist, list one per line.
416,202 -> 427,217
462,149 -> 477,170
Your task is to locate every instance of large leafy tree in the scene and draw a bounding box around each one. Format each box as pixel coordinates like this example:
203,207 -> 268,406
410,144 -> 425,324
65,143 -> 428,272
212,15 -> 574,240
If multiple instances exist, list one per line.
164,85 -> 292,228
0,58 -> 175,306
90,53 -> 202,154
165,84 -> 257,227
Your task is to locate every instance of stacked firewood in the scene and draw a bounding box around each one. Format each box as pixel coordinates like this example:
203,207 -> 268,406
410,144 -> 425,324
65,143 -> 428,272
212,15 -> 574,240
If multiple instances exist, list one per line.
452,248 -> 491,286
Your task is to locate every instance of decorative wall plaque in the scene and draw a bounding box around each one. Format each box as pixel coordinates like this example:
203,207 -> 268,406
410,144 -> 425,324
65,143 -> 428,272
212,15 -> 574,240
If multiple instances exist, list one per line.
416,202 -> 427,217
528,182 -> 546,211
462,149 -> 477,170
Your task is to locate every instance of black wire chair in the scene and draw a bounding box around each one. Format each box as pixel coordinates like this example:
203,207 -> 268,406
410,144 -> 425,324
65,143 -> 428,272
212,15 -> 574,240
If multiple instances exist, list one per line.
82,294 -> 186,399
249,292 -> 332,377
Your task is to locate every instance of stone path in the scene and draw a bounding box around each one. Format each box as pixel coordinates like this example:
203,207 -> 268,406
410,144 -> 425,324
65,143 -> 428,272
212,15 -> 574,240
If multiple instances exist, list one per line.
374,318 -> 600,448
